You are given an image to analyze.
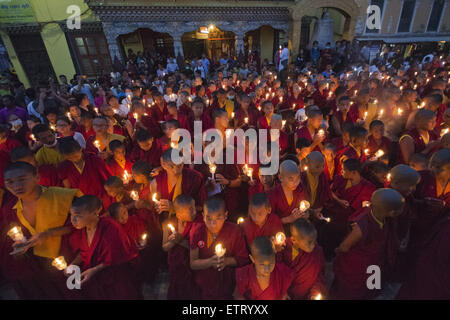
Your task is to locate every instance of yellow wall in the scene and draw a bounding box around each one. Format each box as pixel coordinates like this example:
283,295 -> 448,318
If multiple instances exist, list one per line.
260,26 -> 274,63
0,30 -> 30,87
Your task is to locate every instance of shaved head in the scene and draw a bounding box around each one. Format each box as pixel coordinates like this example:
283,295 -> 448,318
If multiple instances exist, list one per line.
391,164 -> 420,186
280,160 -> 300,175
291,218 -> 317,238
306,151 -> 324,164
371,188 -> 405,216
250,236 -> 275,259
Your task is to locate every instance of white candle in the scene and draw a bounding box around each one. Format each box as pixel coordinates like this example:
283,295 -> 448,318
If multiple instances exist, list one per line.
299,200 -> 310,212
215,243 -> 226,257
7,226 -> 26,243
123,170 -> 130,184
52,256 -> 67,271
139,233 -> 148,247
374,150 -> 385,158
237,217 -> 245,224
275,232 -> 286,246
152,193 -> 160,204
93,140 -> 101,152
209,164 -> 216,180
167,223 -> 176,234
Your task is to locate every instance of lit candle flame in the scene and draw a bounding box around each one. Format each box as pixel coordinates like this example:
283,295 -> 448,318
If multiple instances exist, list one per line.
397,108 -> 403,116
152,193 -> 159,203
123,170 -> 129,184
52,256 -> 67,271
375,150 -> 385,158
66,112 -> 72,121
244,117 -> 248,124
50,124 -> 56,131
139,233 -> 148,247
317,129 -> 325,137
130,191 -> 139,201
94,140 -> 101,151
275,232 -> 286,245
386,173 -> 392,182
94,107 -> 99,115
303,165 -> 308,172
364,148 -> 369,156
237,217 -> 245,224
379,109 -> 384,117
363,201 -> 371,208
30,134 -> 36,142
133,113 -> 138,120
441,128 -> 449,137
167,223 -> 176,234
231,112 -> 235,118
313,293 -> 322,300
215,243 -> 226,257
7,226 -> 26,242
419,101 -> 425,109
282,120 -> 286,127
300,200 -> 310,212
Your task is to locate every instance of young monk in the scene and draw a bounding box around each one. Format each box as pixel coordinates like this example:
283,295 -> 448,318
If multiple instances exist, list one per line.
85,116 -> 125,156
301,151 -> 331,211
68,195 -> 141,300
408,153 -> 428,172
363,161 -> 390,189
367,120 -> 391,161
0,124 -> 21,152
322,143 -> 337,182
129,129 -> 163,169
257,100 -> 274,130
151,148 -> 206,219
10,146 -> 61,187
332,188 -> 405,300
278,218 -> 327,300
266,160 -> 308,229
321,159 -> 376,257
57,138 -> 111,203
240,193 -> 283,248
336,125 -> 369,176
295,109 -> 326,152
103,176 -> 133,211
189,196 -> 249,299
109,202 -> 147,249
106,139 -> 133,180
248,163 -> 277,200
398,109 -> 439,164
234,236 -> 293,300
295,138 -> 312,165
163,194 -> 202,300
158,119 -> 180,151
32,124 -> 65,166
0,162 -> 82,299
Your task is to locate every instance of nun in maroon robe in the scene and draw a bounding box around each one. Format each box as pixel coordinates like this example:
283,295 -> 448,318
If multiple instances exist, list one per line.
129,138 -> 163,168
69,216 -> 141,299
278,239 -> 327,300
266,183 -> 307,222
189,221 -> 249,299
106,157 -> 133,179
235,262 -> 293,300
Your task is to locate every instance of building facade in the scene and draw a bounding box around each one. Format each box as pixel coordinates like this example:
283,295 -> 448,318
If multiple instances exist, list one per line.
1,0 -> 449,87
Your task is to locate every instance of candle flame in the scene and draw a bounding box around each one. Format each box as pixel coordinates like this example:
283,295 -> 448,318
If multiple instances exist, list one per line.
375,150 -> 385,158
441,128 -> 449,137
209,164 -> 216,174
130,191 -> 139,201
141,233 -> 147,241
363,201 -> 371,208
386,173 -> 391,182
52,256 -> 67,271
30,134 -> 36,141
237,217 -> 245,224
133,113 -> 138,120
244,117 -> 248,124
313,293 -> 322,300
215,243 -> 226,257
282,120 -> 286,127
275,232 -> 286,245
152,193 -> 159,202
167,223 -> 176,233
300,200 -> 310,212
364,148 -> 369,156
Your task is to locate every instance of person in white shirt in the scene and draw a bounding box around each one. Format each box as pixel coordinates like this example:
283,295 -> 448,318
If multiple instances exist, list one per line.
279,43 -> 290,71
201,54 -> 210,76
166,57 -> 179,73
156,64 -> 167,78
108,95 -> 129,118
164,87 -> 178,103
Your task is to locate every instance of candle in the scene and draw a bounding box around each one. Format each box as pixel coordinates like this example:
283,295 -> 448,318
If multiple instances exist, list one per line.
237,217 -> 245,224
364,148 -> 369,156
244,117 -> 248,124
397,108 -> 403,116
66,112 -> 72,121
282,120 -> 286,128
293,103 -> 296,109
225,129 -> 232,139
94,140 -> 101,152
374,150 -> 385,158
362,201 -> 371,208
386,173 -> 391,183
209,164 -> 216,179
313,293 -> 322,300
50,123 -> 56,131
379,109 -> 384,118
206,99 -> 210,106
354,90 -> 358,97
167,223 -> 176,234
419,101 -> 425,109
265,93 -> 269,99
272,92 -> 275,98
400,86 -> 404,91
299,200 -> 310,212
440,128 -> 449,137
142,99 -> 145,104
130,191 -> 139,201
7,226 -> 26,243
231,112 -> 235,118
215,243 -> 226,257
364,111 -> 368,120
133,113 -> 138,120
123,170 -> 130,184
152,193 -> 160,204
139,233 -> 148,247
275,232 -> 286,246
303,165 -> 308,172
30,134 -> 36,142
414,84 -> 418,90
247,168 -> 253,181
279,96 -> 283,103
317,129 -> 325,137
52,256 -> 67,271
94,107 -> 99,115
170,142 -> 176,149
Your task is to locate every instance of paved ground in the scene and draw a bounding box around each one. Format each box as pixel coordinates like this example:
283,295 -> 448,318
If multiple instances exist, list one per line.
0,260 -> 400,300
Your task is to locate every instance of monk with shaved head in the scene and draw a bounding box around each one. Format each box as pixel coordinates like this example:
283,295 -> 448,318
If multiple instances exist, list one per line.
234,236 -> 293,300
332,188 -> 405,299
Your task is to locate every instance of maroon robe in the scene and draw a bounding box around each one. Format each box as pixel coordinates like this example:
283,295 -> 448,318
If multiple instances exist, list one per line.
38,164 -> 61,187
366,135 -> 392,158
121,214 -> 147,248
235,262 -> 293,300
129,138 -> 163,168
69,217 -> 141,299
398,128 -> 439,164
189,222 -> 249,299
241,213 -> 283,248
296,126 -> 324,152
167,214 -> 203,299
0,138 -> 21,153
300,172 -> 331,209
279,239 -> 327,300
57,153 -> 111,202
336,145 -> 367,177
332,210 -> 397,300
106,157 -> 133,179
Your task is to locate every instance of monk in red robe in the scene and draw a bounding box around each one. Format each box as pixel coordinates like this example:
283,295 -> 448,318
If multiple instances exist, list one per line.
165,102 -> 191,132
257,101 -> 274,130
129,129 -> 163,169
188,99 -> 213,137
106,140 -> 133,181
240,193 -> 283,248
234,236 -> 293,300
233,94 -> 259,128
321,158 -> 376,258
189,196 -> 249,299
248,163 -> 277,200
109,202 -> 146,249
10,146 -> 61,187
103,176 -> 134,211
301,151 -> 331,211
332,188 -> 404,300
0,162 -> 82,299
278,218 -> 327,300
336,125 -> 369,176
266,160 -> 308,229
68,195 -> 141,299
367,120 -> 391,160
57,138 -> 111,203
0,125 -> 21,152
162,195 -> 202,299
295,109 -> 326,152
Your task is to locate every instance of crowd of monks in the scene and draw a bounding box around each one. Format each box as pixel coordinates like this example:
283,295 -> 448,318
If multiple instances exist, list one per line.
0,53 -> 449,300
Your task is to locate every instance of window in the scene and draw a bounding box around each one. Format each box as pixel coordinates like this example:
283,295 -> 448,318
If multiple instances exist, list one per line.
427,0 -> 445,32
72,34 -> 112,76
397,0 -> 416,33
365,0 -> 385,34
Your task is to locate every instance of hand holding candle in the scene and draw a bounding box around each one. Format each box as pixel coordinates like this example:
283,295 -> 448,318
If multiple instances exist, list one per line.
139,233 -> 148,247
52,256 -> 67,271
209,164 -> 216,180
130,191 -> 139,201
7,226 -> 26,243
215,243 -> 226,258
94,140 -> 101,152
299,200 -> 310,212
237,217 -> 245,224
275,232 -> 286,246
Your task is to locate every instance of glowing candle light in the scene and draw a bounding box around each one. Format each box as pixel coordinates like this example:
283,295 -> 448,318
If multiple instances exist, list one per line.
215,243 -> 226,257
231,112 -> 235,118
139,233 -> 148,247
209,164 -> 216,179
364,111 -> 368,120
167,223 -> 176,234
386,173 -> 391,183
123,170 -> 130,184
279,96 -> 283,103
50,123 -> 56,131
237,217 -> 245,224
257,106 -> 262,111
152,193 -> 160,204
52,256 -> 67,271
170,142 -> 176,148
313,293 -> 322,300
206,99 -> 210,106
282,120 -> 286,128
441,128 -> 449,137
317,129 -> 325,137
225,129 -> 232,139
265,93 -> 269,99
364,148 -> 370,156
272,92 -> 275,98
303,165 -> 308,172
130,191 -> 139,201
275,232 -> 286,246
379,109 -> 384,118
374,150 -> 385,158
354,90 -> 358,97
293,103 -> 296,109
328,91 -> 333,98
66,112 -> 72,121
7,226 -> 26,243
414,72 -> 418,76
247,168 -> 253,181
133,113 -> 138,120
244,117 -> 248,124
419,101 -> 425,109
397,108 -> 403,116
400,86 -> 404,91
299,200 -> 310,212
142,99 -> 145,104
127,103 -> 131,110
94,107 -> 99,115
30,134 -> 36,142
414,84 -> 418,90
363,201 -> 371,208
93,140 -> 101,152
